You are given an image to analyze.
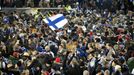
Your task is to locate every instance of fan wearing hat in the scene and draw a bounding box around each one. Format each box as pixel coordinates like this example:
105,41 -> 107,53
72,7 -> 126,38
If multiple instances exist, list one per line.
22,52 -> 32,69
51,57 -> 62,75
8,51 -> 20,66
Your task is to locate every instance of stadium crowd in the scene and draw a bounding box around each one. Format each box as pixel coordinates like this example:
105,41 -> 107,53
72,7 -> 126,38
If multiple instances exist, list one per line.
0,0 -> 134,75
1,0 -> 134,11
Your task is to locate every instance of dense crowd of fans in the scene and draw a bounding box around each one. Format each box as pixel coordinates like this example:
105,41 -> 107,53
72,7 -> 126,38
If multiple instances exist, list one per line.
1,0 -> 134,11
0,0 -> 134,75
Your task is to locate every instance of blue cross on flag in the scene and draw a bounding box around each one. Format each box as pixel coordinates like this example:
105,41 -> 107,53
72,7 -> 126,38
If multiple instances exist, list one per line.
43,14 -> 68,30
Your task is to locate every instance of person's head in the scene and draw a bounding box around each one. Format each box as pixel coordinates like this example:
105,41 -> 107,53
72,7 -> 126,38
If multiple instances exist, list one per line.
70,58 -> 79,66
106,43 -> 112,49
31,50 -> 38,56
7,61 -> 14,69
23,52 -> 30,60
104,61 -> 109,69
104,70 -> 110,75
21,69 -> 30,75
54,57 -> 61,64
114,70 -> 122,75
0,52 -> 2,60
13,52 -> 20,58
45,45 -> 50,52
59,44 -> 64,50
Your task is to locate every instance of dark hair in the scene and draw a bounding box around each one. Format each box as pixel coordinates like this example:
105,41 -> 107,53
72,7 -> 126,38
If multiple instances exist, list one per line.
114,70 -> 121,75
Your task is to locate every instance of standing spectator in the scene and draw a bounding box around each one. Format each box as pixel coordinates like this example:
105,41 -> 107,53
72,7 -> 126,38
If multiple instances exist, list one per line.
34,0 -> 40,7
26,0 -> 34,7
39,0 -> 50,7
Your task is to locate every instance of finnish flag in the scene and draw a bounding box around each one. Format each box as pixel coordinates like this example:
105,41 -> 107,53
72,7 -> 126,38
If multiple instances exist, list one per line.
43,14 -> 68,30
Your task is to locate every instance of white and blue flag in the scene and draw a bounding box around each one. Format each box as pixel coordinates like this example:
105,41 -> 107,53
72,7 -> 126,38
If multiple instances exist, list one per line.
43,14 -> 68,30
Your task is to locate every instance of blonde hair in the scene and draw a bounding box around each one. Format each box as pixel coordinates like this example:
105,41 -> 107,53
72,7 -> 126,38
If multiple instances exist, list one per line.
21,69 -> 30,75
104,70 -> 110,75
45,45 -> 50,51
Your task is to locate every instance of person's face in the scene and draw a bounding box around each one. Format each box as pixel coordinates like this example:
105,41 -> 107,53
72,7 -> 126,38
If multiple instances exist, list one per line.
59,45 -> 63,50
0,56 -> 2,60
